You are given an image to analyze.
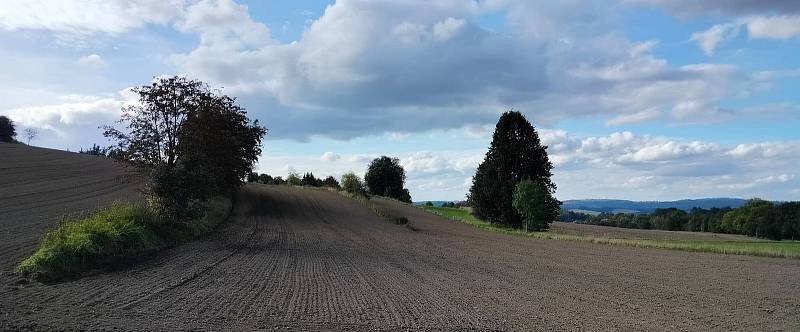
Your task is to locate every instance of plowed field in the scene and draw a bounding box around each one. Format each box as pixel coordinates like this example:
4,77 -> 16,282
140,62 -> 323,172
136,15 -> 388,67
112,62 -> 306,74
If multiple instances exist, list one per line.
2,143 -> 799,330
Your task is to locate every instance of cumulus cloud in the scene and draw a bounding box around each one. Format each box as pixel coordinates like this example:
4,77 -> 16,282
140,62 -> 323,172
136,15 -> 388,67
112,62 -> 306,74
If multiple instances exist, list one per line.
2,89 -> 137,149
77,54 -> 107,68
162,0 -> 769,140
742,15 -> 800,40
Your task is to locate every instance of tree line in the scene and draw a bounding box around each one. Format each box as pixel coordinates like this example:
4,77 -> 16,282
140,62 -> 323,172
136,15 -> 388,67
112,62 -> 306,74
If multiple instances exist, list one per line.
246,155 -> 413,203
579,199 -> 800,240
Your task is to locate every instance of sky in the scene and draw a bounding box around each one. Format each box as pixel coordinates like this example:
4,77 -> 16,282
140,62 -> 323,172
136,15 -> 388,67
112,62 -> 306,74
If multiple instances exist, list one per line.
1,0 -> 799,202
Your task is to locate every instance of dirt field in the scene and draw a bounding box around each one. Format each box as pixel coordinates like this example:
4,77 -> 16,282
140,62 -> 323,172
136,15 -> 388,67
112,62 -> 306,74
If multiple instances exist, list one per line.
0,143 -> 143,274
2,144 -> 800,330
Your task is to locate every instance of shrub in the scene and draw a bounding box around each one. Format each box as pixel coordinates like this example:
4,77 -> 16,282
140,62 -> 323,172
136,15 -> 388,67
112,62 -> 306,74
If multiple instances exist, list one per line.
17,198 -> 231,281
341,172 -> 368,197
17,203 -> 162,280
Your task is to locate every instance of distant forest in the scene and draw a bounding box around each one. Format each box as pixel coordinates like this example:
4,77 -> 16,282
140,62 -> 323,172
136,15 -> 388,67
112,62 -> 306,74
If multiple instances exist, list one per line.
569,199 -> 800,240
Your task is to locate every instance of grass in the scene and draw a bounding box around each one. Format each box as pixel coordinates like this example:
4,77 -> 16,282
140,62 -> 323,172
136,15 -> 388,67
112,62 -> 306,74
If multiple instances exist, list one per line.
421,206 -> 800,259
17,197 -> 232,281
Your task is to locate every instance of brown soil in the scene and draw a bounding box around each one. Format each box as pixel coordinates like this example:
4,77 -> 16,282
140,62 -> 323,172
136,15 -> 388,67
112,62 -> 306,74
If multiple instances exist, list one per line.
2,143 -> 799,330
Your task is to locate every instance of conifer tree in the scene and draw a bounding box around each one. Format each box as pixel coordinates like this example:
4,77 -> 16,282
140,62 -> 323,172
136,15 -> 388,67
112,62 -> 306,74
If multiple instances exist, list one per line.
468,111 -> 560,228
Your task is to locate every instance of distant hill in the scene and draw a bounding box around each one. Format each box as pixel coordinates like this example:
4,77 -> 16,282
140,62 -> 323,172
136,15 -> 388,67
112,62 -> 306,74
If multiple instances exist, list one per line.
562,198 -> 748,214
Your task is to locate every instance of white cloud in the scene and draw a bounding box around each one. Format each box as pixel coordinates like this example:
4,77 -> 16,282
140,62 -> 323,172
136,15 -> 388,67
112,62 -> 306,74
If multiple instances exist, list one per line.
690,23 -> 739,55
320,151 -> 340,162
432,17 -> 466,41
77,54 -> 107,68
0,0 -> 184,35
742,15 -> 800,40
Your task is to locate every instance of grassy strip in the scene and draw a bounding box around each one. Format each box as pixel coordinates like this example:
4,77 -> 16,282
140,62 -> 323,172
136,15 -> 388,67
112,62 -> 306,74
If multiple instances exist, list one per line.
17,197 -> 232,281
335,190 -> 410,226
421,206 -> 800,259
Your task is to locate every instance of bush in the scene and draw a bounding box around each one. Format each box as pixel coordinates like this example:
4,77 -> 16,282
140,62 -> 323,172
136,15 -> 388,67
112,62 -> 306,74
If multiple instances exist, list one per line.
341,172 -> 368,197
17,198 -> 231,281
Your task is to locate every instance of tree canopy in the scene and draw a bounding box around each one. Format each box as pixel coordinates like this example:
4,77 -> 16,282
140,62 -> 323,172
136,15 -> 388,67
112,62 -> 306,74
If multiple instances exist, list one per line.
0,115 -> 17,143
512,180 -> 552,231
103,76 -> 266,221
365,156 -> 412,203
468,111 -> 560,229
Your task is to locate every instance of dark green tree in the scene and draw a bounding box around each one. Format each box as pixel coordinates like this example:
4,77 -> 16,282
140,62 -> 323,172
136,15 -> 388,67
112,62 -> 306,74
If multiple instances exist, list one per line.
322,176 -> 341,189
468,111 -> 560,228
365,156 -> 411,203
103,76 -> 266,221
0,115 -> 16,143
302,172 -> 320,186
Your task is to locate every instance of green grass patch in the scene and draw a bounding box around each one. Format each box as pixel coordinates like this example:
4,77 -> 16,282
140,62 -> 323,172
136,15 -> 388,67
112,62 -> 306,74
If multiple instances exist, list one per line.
421,206 -> 800,259
17,197 -> 232,281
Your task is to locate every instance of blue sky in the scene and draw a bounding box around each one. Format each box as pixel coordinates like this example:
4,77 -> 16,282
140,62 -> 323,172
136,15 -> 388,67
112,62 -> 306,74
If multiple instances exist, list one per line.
1,0 -> 799,201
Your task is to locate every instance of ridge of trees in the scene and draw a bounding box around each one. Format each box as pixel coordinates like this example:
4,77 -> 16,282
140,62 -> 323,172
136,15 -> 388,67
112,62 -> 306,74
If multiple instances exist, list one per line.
578,199 -> 800,240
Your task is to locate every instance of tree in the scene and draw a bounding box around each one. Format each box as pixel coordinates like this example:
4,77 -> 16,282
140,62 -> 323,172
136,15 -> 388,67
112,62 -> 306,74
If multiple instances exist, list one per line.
0,115 -> 16,142
302,172 -> 320,186
286,172 -> 302,186
341,172 -> 368,197
512,180 -> 554,231
468,111 -> 560,229
258,173 -> 274,184
322,176 -> 341,189
178,92 -> 266,196
425,201 -> 434,207
24,128 -> 38,145
103,76 -> 266,221
103,76 -> 206,168
365,156 -> 411,203
247,172 -> 259,182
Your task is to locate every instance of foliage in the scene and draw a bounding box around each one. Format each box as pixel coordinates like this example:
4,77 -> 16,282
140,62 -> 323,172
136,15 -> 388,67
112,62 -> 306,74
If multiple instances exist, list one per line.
425,201 -> 434,207
559,209 -> 594,223
365,156 -> 412,203
468,111 -> 561,229
322,176 -> 341,189
0,115 -> 16,142
302,172 -> 321,186
286,172 -> 302,186
177,88 -> 266,197
247,172 -> 259,182
103,76 -> 265,222
16,198 -> 231,281
78,144 -> 115,156
582,199 -> 800,240
512,180 -> 551,231
341,172 -> 368,197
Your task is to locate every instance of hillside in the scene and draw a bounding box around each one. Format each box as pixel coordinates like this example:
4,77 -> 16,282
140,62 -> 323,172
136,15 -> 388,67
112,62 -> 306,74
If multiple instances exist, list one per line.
2,144 -> 799,330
